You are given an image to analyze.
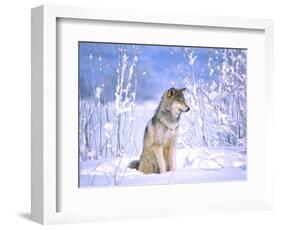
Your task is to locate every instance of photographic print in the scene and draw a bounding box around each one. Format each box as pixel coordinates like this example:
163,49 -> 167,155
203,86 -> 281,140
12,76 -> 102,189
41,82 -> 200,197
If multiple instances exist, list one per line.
79,42 -> 247,187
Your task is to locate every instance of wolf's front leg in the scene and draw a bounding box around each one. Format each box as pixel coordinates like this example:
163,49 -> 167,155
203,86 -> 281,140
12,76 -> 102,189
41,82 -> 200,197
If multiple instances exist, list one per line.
152,144 -> 166,173
168,144 -> 177,171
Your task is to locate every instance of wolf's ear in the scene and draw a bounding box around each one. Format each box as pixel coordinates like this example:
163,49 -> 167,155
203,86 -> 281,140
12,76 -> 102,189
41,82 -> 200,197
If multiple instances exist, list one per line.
180,88 -> 186,92
167,87 -> 176,98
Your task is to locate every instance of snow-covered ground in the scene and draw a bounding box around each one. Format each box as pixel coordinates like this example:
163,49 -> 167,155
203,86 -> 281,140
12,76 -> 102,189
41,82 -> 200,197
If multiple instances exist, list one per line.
79,147 -> 247,187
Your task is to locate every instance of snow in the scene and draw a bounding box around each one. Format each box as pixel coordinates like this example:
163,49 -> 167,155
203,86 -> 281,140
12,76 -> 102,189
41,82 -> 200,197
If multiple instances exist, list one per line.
79,147 -> 247,187
95,87 -> 101,99
188,52 -> 197,65
103,122 -> 113,138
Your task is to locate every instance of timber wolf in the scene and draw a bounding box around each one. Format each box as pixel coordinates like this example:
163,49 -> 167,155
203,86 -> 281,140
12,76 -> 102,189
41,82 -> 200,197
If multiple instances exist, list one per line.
129,87 -> 190,174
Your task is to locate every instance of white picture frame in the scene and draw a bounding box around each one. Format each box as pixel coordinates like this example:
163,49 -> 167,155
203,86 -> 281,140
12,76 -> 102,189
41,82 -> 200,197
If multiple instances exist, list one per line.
31,4 -> 274,225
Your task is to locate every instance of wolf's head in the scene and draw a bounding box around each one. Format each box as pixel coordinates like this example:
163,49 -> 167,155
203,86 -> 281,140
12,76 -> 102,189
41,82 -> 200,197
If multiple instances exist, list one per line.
165,87 -> 190,116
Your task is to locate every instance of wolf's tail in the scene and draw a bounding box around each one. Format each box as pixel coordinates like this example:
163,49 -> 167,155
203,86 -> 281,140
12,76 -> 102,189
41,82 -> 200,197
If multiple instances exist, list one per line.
128,160 -> 140,170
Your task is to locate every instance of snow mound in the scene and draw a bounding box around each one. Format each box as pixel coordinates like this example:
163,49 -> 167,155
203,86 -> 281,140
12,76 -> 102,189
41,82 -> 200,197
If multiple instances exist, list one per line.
80,147 -> 247,187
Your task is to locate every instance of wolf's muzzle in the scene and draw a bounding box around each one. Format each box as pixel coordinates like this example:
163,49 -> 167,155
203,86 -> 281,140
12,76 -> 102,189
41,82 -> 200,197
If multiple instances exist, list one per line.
185,106 -> 190,112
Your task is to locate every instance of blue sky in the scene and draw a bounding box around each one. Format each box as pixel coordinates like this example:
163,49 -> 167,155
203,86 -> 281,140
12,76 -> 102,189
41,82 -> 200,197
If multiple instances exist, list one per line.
79,42 -> 246,102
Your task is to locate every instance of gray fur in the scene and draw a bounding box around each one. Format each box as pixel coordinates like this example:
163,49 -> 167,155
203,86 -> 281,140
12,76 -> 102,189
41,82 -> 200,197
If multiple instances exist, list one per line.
129,87 -> 190,174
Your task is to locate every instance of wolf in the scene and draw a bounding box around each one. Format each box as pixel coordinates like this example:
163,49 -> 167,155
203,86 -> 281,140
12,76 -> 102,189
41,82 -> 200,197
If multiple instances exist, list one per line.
129,87 -> 190,174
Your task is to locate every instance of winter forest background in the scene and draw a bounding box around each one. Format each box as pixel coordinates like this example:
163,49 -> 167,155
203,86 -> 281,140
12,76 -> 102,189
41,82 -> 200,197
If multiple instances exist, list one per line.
79,42 -> 247,187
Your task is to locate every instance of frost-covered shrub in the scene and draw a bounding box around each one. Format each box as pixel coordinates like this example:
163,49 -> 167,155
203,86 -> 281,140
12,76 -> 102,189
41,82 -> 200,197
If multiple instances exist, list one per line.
179,48 -> 247,148
79,47 -> 139,161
